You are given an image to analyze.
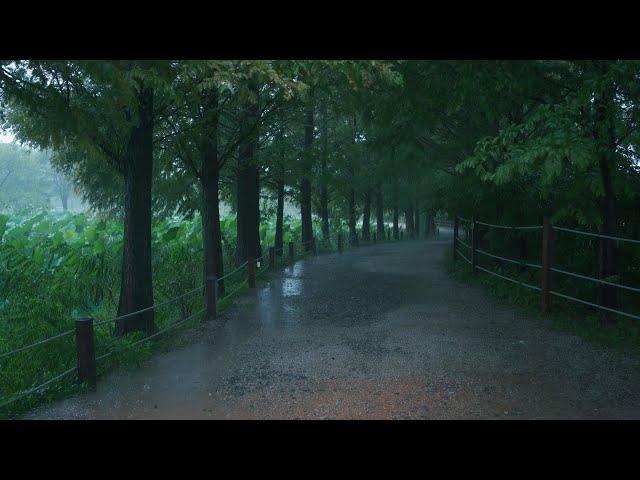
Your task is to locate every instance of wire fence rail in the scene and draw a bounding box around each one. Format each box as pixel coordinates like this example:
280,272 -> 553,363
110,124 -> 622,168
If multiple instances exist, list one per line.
1,228 -> 405,414
452,215 -> 640,322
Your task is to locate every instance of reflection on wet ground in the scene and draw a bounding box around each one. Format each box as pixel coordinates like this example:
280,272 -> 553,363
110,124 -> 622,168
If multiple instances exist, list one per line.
28,235 -> 640,419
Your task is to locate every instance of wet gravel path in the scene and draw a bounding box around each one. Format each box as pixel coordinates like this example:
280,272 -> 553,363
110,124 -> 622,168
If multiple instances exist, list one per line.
28,234 -> 640,419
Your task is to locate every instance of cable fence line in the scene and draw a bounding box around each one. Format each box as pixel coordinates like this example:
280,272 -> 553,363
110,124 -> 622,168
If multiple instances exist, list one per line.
219,280 -> 249,302
452,214 -> 640,322
554,226 -> 640,245
476,220 -> 543,230
99,283 -> 205,325
550,266 -> 640,294
476,265 -> 541,291
458,238 -> 471,250
216,261 -> 248,284
550,291 -> 640,321
0,328 -> 75,361
0,366 -> 77,410
456,248 -> 471,264
477,248 -> 541,270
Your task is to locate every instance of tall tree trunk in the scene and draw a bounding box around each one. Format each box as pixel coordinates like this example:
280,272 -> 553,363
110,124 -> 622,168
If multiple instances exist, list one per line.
235,81 -> 261,265
300,103 -> 314,251
201,157 -> 224,297
348,187 -> 358,246
375,183 -> 384,238
361,188 -> 371,241
392,187 -> 399,241
593,68 -> 618,324
115,86 -> 155,337
275,162 -> 285,257
320,105 -> 330,241
404,207 -> 414,238
199,88 -> 224,297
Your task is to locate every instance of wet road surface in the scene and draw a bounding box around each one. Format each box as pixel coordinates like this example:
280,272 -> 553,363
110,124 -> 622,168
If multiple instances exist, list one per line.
28,232 -> 640,419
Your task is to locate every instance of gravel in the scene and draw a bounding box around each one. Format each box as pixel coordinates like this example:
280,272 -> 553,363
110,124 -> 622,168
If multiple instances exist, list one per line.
27,236 -> 640,419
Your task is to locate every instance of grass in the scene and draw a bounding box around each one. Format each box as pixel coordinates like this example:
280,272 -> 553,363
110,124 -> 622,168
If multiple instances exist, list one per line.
443,248 -> 640,358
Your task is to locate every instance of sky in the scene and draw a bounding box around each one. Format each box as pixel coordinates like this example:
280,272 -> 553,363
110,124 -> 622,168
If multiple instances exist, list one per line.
0,130 -> 15,143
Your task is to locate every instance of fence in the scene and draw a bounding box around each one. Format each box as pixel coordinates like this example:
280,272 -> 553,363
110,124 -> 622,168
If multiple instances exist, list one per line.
452,216 -> 640,321
0,228 -> 406,414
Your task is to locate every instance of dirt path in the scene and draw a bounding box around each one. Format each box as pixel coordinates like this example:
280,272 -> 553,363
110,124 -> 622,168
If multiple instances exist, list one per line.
28,232 -> 640,419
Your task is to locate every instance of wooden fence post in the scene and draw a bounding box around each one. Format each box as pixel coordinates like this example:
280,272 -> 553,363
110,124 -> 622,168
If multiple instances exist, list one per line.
289,241 -> 295,261
401,231 -> 404,241
338,233 -> 343,253
373,232 -> 377,244
453,216 -> 459,261
541,216 -> 552,313
248,256 -> 256,288
313,237 -> 318,256
387,230 -> 391,242
206,275 -> 217,320
471,217 -> 478,274
75,317 -> 96,391
269,246 -> 276,268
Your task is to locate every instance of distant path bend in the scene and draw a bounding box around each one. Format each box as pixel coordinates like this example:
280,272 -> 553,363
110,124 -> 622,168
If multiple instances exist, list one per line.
29,229 -> 640,419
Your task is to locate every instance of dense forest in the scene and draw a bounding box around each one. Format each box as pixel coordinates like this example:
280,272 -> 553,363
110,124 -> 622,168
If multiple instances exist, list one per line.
2,60 -> 640,413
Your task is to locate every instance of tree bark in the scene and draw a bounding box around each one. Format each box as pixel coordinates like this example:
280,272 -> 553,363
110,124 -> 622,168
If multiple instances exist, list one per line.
199,88 -> 224,297
348,187 -> 358,246
300,103 -> 314,251
375,184 -> 385,239
235,81 -> 261,265
593,67 -> 618,323
115,86 -> 155,337
275,162 -> 285,257
320,105 -> 330,241
393,207 -> 399,240
404,206 -> 414,238
361,188 -> 371,241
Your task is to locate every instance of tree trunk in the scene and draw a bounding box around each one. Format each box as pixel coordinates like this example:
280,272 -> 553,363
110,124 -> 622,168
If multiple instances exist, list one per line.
596,156 -> 618,320
404,207 -> 414,238
201,155 -> 224,297
115,86 -> 155,337
61,193 -> 69,212
275,163 -> 285,257
320,106 -> 330,241
593,70 -> 618,324
199,88 -> 224,297
235,81 -> 261,265
361,188 -> 371,241
348,187 -> 358,246
300,103 -> 314,251
414,206 -> 420,239
393,206 -> 399,240
375,184 -> 385,239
